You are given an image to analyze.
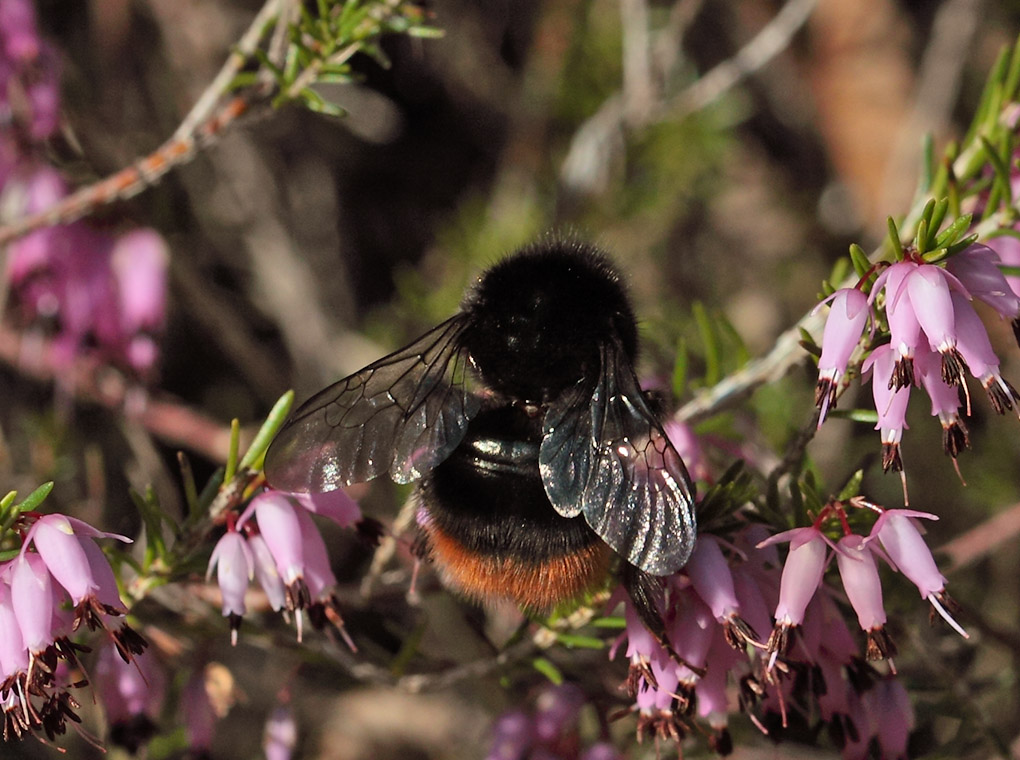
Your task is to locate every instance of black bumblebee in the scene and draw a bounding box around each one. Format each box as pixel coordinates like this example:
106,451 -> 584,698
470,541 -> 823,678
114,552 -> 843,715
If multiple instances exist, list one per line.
265,239 -> 696,616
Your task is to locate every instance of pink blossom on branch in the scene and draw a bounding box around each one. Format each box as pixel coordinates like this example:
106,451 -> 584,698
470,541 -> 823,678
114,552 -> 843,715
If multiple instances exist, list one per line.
814,288 -> 871,425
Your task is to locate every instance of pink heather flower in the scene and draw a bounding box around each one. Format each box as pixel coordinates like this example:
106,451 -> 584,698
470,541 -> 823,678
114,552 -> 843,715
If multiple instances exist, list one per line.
292,504 -> 337,600
835,535 -> 896,662
580,744 -> 624,760
23,513 -> 131,629
207,530 -> 255,645
758,526 -> 834,659
948,290 -> 1020,415
10,551 -> 56,655
696,629 -> 741,731
486,710 -> 534,760
248,533 -> 287,611
76,533 -> 148,661
863,344 -> 911,473
947,243 -> 1020,322
731,568 -> 775,643
241,492 -> 305,588
263,703 -> 298,760
290,488 -> 361,528
837,683 -> 875,760
914,349 -> 968,458
685,534 -> 757,646
815,288 -> 871,424
533,683 -> 585,743
239,490 -> 349,644
25,45 -> 60,140
666,587 -> 715,708
905,264 -> 970,386
663,420 -> 710,483
869,677 -> 915,760
985,232 -> 1020,299
93,643 -> 165,752
0,0 -> 41,62
813,592 -> 860,663
110,229 -> 170,376
869,509 -> 968,638
872,261 -> 922,389
815,654 -> 851,722
0,579 -> 29,678
182,667 -> 219,754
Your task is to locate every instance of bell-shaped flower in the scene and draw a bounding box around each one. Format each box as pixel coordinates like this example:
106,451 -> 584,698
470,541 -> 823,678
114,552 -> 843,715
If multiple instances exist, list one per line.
533,683 -> 585,744
835,535 -> 896,663
292,505 -> 337,601
905,264 -> 970,386
870,677 -> 915,760
23,513 -> 131,630
663,420 -> 711,483
869,509 -> 968,638
240,492 -> 306,595
873,261 -> 922,389
914,349 -> 968,458
949,291 -> 1020,415
93,642 -> 166,753
947,244 -> 1020,321
864,344 -> 911,473
986,232 -> 1020,301
815,288 -> 871,425
207,530 -> 254,645
263,703 -> 298,760
581,744 -> 624,760
486,710 -> 534,760
666,588 -> 716,712
110,229 -> 169,377
686,534 -> 758,647
76,533 -> 148,661
0,0 -> 42,62
0,579 -> 29,679
10,551 -> 57,656
248,533 -> 287,612
289,488 -> 361,528
758,526 -> 835,661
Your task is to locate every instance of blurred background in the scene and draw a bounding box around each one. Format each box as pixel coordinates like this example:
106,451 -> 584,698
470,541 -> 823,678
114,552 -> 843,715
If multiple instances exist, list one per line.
5,0 -> 1020,757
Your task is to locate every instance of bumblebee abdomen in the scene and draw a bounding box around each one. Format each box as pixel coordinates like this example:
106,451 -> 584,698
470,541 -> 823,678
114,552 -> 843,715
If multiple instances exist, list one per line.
420,519 -> 612,611
417,404 -> 612,609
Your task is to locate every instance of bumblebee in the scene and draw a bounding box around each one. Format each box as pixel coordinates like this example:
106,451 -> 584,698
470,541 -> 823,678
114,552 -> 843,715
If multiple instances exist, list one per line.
265,239 -> 696,617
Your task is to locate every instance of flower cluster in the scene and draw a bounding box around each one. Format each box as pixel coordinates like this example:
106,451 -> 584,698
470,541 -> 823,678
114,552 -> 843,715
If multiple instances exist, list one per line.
610,493 -> 959,758
207,488 -> 362,645
92,640 -> 165,753
0,3 -> 170,387
814,243 -> 1020,474
486,683 -> 622,760
0,0 -> 59,157
1,513 -> 146,742
5,168 -> 171,386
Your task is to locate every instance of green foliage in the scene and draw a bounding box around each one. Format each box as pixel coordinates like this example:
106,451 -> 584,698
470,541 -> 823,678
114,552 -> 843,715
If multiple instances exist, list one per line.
239,0 -> 441,116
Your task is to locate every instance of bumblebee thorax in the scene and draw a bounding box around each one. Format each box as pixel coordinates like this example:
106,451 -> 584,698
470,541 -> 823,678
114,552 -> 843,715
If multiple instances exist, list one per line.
461,241 -> 637,402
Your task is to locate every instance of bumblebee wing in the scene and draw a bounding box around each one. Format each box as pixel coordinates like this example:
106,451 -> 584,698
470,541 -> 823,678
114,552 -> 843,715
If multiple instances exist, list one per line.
265,314 -> 480,492
539,338 -> 696,576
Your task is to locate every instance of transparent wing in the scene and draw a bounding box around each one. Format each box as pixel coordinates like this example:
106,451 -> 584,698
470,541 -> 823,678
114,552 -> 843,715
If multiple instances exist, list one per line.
539,338 -> 696,576
265,315 -> 480,492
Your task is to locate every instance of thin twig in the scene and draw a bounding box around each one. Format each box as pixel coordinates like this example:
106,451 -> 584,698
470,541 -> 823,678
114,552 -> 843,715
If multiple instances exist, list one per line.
661,0 -> 819,119
561,0 -> 818,195
677,306 -> 824,423
172,0 -> 279,141
939,499 -> 1020,573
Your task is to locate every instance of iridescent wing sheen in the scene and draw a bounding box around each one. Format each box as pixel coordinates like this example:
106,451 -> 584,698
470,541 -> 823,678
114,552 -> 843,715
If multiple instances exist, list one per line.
264,315 -> 480,493
538,338 -> 697,576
